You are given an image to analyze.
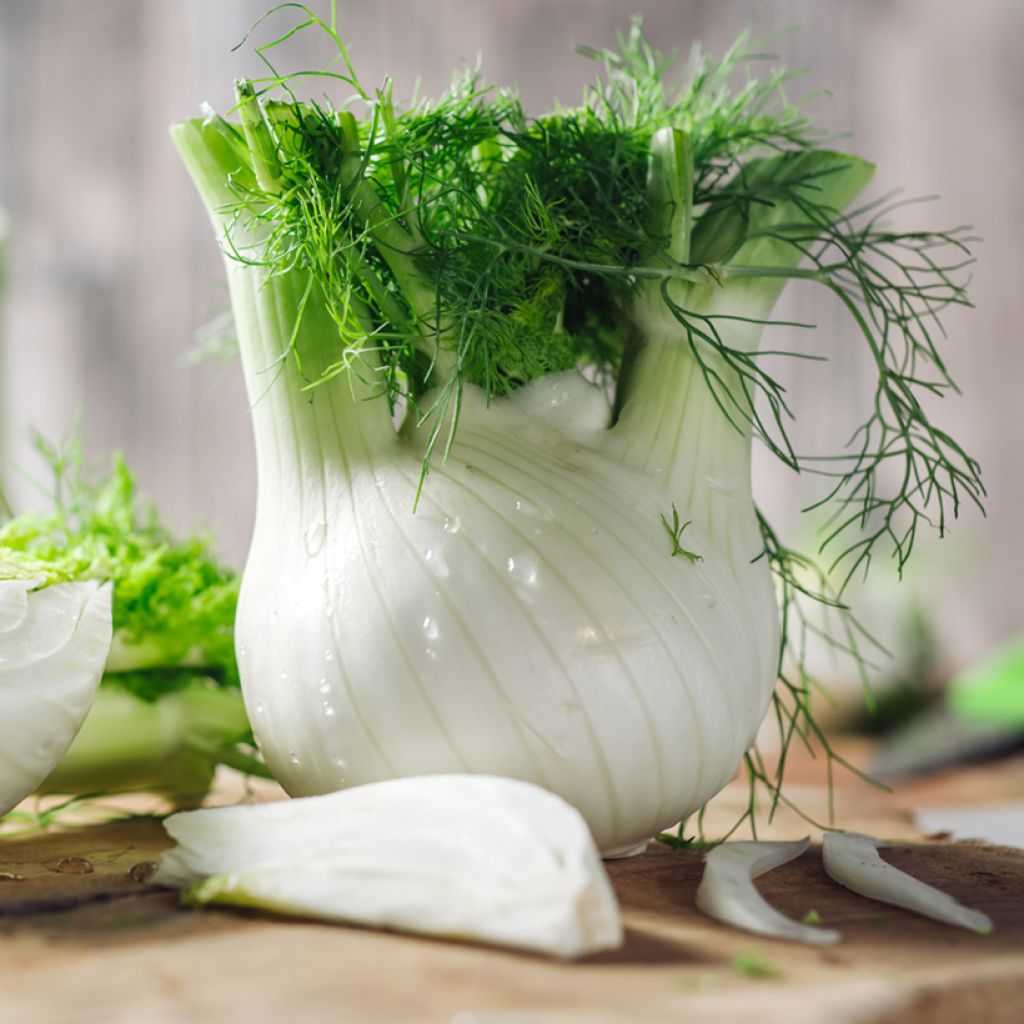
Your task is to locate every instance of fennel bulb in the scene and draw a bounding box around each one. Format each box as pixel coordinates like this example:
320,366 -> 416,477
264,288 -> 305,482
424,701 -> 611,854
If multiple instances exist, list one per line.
154,774 -> 623,958
173,21 -> 979,852
0,578 -> 112,817
167,230 -> 788,854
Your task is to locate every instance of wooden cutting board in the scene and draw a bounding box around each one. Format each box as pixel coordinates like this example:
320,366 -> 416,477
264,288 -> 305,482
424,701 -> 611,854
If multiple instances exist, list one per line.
1,789 -> 1022,1024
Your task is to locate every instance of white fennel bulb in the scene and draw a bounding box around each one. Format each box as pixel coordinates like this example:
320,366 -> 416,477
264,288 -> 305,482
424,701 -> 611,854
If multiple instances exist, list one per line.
232,295 -> 778,854
0,579 -> 112,816
171,26 -> 978,852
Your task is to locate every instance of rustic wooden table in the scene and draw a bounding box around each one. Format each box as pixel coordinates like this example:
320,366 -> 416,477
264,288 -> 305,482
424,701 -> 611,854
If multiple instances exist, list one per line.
1,758 -> 1022,1024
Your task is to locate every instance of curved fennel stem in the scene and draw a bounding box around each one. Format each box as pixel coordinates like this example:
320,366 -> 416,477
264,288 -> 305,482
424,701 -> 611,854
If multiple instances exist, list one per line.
342,171 -> 458,384
228,262 -> 399,490
610,125 -> 764,543
320,106 -> 457,384
170,112 -> 400,474
612,144 -> 876,545
611,284 -> 765,551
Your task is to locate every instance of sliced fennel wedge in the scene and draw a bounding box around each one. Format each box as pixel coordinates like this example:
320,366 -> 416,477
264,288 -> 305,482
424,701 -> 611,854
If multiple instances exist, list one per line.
0,579 -> 113,816
154,774 -> 623,958
696,838 -> 840,945
822,832 -> 993,935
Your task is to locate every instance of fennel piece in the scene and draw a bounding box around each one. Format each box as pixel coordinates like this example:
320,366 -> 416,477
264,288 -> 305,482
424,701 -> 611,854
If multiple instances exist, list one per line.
172,17 -> 980,849
696,838 -> 840,945
0,442 -> 258,804
155,774 -> 623,959
0,579 -> 112,816
822,832 -> 993,935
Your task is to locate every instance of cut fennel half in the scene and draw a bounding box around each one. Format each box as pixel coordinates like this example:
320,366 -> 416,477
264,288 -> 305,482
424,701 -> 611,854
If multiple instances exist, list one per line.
0,578 -> 112,816
155,774 -> 623,958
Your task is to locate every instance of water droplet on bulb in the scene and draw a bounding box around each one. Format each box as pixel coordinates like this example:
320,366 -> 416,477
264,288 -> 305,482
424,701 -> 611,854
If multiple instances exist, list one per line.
423,543 -> 450,578
507,553 -> 539,585
513,497 -> 544,518
702,591 -> 717,609
325,649 -> 334,662
442,515 -> 462,535
553,734 -> 573,759
705,475 -> 737,496
322,702 -> 336,717
304,520 -> 327,556
422,615 -> 440,641
254,702 -> 264,715
289,751 -> 301,765
270,610 -> 280,625
332,754 -> 346,769
318,678 -> 331,695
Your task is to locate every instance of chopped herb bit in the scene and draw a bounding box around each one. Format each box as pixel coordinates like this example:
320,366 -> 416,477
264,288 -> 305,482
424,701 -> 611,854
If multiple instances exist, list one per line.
732,951 -> 781,979
661,504 -> 703,564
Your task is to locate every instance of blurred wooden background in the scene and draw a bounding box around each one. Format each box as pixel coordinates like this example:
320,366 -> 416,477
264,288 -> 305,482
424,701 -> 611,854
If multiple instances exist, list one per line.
0,0 -> 1019,677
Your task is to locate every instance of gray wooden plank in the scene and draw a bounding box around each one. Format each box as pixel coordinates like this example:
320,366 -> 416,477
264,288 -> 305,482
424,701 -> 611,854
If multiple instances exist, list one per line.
0,0 -> 1016,673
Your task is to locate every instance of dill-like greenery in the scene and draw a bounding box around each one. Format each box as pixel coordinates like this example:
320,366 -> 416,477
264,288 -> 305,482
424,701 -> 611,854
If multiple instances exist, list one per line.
187,3 -> 982,827
732,950 -> 781,979
0,433 -> 240,686
661,504 -> 703,564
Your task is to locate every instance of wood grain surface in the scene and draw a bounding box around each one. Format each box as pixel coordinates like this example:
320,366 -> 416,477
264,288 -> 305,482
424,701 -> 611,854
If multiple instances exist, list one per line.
1,800 -> 1021,1024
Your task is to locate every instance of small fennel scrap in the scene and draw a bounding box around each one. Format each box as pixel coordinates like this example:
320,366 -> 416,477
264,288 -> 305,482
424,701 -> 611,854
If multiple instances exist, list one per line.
154,774 -> 623,958
696,838 -> 839,945
822,832 -> 993,935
